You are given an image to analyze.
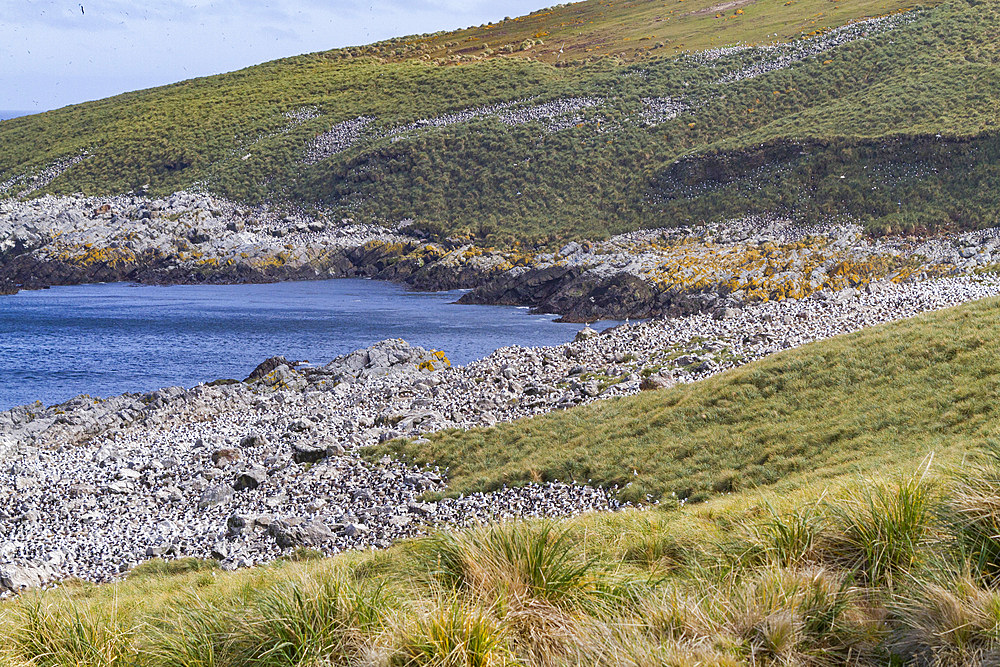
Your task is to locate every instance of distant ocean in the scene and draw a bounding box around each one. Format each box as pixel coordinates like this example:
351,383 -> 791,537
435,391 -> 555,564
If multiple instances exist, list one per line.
0,110 -> 35,120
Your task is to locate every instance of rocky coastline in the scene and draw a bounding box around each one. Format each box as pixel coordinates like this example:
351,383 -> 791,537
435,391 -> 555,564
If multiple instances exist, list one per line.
4,191 -> 1000,322
6,187 -> 1000,593
3,264 -> 1000,593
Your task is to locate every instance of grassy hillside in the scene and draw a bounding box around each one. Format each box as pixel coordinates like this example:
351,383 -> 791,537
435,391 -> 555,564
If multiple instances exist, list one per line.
8,0 -> 1000,244
377,295 -> 1000,502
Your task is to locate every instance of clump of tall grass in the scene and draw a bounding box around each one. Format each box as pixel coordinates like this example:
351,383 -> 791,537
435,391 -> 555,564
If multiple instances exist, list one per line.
823,471 -> 937,587
891,574 -> 1000,665
143,567 -> 398,667
506,599 -> 617,666
618,514 -> 698,572
416,520 -> 660,665
884,444 -> 1000,664
726,566 -> 867,664
944,443 -> 1000,583
761,504 -> 825,569
637,565 -> 871,665
8,594 -> 141,667
640,583 -> 717,646
238,570 -> 396,666
145,596 -> 234,667
393,598 -> 513,667
419,522 -> 597,609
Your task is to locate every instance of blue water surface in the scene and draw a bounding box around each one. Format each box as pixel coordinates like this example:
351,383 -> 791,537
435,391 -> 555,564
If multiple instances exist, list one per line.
0,280 -> 618,410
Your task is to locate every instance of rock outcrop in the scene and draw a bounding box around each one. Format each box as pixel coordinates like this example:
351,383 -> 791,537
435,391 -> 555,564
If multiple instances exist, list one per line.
4,192 -> 996,323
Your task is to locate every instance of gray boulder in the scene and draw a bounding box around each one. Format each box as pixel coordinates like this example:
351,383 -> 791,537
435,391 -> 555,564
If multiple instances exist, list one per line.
292,442 -> 329,465
233,467 -> 266,492
245,356 -> 292,382
197,483 -> 235,509
267,519 -> 335,549
320,339 -> 438,381
0,564 -> 49,593
339,522 -> 370,538
289,417 -> 314,432
640,372 -> 675,391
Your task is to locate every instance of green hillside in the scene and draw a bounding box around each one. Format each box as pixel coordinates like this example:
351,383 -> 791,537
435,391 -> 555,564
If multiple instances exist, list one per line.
377,295 -> 1000,502
9,0 -> 1000,245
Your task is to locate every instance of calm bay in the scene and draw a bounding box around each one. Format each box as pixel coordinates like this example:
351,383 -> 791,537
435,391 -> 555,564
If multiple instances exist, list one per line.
0,279 -> 618,410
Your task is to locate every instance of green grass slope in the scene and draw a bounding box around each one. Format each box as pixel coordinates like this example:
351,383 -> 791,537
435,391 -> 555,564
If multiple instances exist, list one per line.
377,295 -> 1000,502
8,0 -> 1000,244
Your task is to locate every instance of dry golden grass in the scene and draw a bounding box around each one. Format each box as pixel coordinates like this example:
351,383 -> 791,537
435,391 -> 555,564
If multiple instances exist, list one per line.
5,454 -> 1000,665
391,0 -> 926,65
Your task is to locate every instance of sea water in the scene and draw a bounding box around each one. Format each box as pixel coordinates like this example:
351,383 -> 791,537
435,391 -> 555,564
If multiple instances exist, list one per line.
0,280 -> 620,409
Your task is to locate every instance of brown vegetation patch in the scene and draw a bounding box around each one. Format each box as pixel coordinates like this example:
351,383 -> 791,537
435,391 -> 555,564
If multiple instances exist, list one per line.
688,0 -> 758,17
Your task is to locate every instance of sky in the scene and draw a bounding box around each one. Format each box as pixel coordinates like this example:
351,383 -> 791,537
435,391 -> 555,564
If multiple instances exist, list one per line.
1,0 -> 548,112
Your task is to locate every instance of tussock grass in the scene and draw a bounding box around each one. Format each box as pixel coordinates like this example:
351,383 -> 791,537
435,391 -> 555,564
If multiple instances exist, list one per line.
241,572 -> 395,666
891,575 -> 1000,664
395,598 -> 513,667
760,504 -> 824,569
419,522 -> 597,608
144,601 -> 231,667
141,566 -> 399,667
9,595 -> 140,667
723,566 -> 862,663
823,472 -> 937,587
944,442 -> 1000,583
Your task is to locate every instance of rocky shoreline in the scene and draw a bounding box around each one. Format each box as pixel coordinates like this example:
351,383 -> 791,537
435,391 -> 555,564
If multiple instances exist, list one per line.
3,267 -> 1000,593
4,191 -> 999,322
6,188 -> 1000,592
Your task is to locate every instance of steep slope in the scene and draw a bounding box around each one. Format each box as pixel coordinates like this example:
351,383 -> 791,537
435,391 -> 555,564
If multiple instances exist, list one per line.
10,0 -> 1000,247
